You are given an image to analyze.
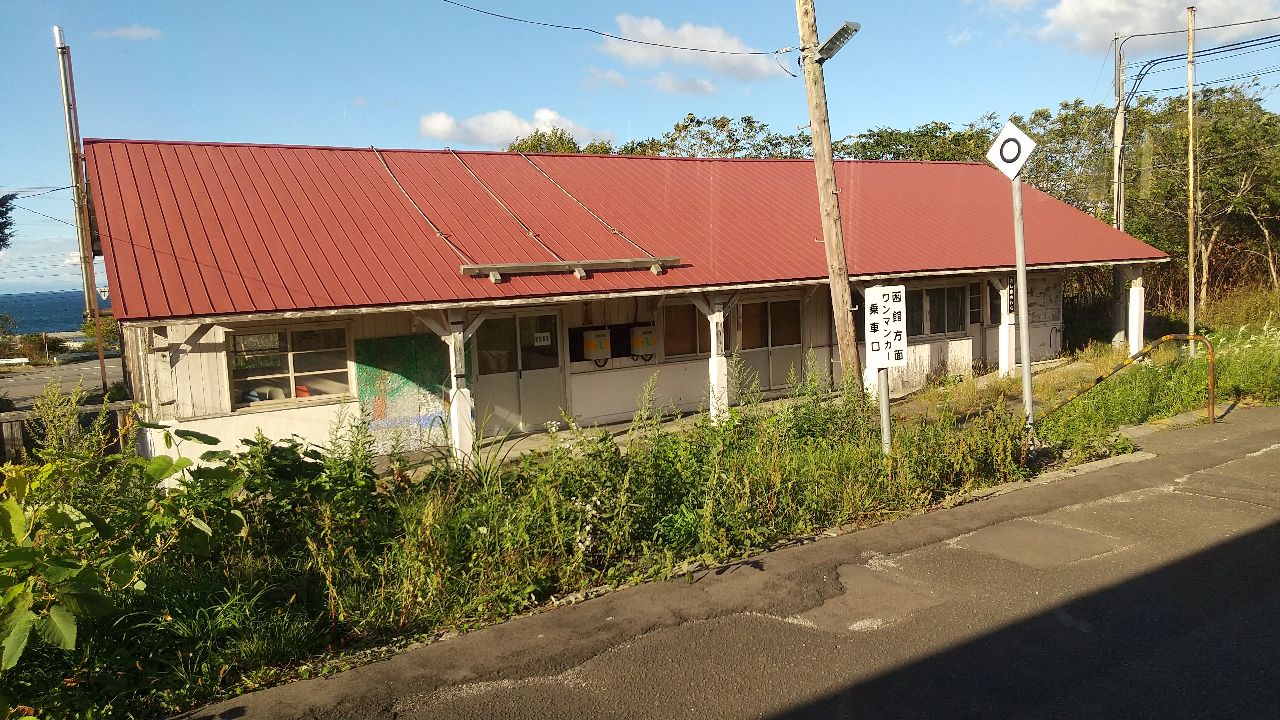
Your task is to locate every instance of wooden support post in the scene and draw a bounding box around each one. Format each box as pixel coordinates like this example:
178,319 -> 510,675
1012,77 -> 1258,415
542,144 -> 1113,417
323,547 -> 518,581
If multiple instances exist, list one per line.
444,310 -> 474,459
706,300 -> 729,421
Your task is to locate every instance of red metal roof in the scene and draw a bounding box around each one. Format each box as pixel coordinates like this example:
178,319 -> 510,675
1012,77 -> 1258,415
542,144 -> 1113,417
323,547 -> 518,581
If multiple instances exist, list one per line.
82,139 -> 1167,321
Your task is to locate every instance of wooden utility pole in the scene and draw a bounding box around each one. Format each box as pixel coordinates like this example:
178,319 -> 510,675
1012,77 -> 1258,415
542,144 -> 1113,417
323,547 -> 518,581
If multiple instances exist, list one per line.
1186,7 -> 1197,354
1111,34 -> 1129,348
795,0 -> 862,393
54,26 -> 108,393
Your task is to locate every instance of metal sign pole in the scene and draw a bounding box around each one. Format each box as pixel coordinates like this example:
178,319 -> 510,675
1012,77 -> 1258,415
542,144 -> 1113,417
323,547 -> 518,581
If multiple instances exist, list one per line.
878,367 -> 891,453
987,120 -> 1039,431
1011,174 -> 1035,428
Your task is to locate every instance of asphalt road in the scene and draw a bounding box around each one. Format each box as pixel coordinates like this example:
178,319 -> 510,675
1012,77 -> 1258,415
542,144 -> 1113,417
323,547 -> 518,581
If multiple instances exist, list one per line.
0,357 -> 124,405
189,407 -> 1280,720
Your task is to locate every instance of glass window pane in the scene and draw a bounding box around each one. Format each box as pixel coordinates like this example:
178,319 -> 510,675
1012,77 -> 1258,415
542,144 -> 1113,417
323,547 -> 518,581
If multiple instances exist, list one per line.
231,351 -> 286,379
906,290 -> 924,337
233,377 -> 293,405
293,348 -> 348,373
739,302 -> 768,350
476,317 -> 517,375
292,328 -> 345,351
989,283 -> 1001,325
769,300 -> 802,347
947,286 -> 965,333
519,315 -> 560,371
926,288 -> 946,335
664,305 -> 698,356
233,332 -> 283,354
293,370 -> 349,398
969,283 -> 982,325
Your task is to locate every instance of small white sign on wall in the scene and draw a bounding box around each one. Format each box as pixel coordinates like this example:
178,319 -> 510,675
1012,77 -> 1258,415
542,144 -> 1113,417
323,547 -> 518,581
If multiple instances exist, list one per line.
533,331 -> 553,348
864,284 -> 908,370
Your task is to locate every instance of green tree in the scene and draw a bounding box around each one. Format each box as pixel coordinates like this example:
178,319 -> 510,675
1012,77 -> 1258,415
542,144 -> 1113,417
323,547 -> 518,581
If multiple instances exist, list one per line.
836,114 -> 998,162
507,127 -> 582,154
81,314 -> 120,350
582,139 -> 615,154
0,192 -> 17,253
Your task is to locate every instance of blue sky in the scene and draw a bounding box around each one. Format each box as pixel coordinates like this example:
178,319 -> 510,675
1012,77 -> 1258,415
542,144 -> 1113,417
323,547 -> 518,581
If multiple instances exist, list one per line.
3,0 -> 1279,294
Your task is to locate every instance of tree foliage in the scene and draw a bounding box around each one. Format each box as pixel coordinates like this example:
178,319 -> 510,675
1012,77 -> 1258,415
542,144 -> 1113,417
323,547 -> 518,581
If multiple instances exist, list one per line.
0,193 -> 17,253
506,127 -> 582,154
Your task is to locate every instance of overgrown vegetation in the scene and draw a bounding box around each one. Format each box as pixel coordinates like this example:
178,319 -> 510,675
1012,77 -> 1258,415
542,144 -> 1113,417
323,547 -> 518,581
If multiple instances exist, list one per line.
3,290 -> 1276,718
0,364 -> 1031,718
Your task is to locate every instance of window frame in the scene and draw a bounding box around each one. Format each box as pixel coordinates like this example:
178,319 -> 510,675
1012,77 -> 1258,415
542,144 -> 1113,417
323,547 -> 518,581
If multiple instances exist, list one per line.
737,296 -> 804,351
905,283 -> 971,338
661,303 -> 711,360
226,322 -> 354,411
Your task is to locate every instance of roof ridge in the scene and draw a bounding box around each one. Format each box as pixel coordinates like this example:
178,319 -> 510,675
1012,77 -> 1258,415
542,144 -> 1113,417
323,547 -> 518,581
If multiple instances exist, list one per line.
82,138 -> 988,166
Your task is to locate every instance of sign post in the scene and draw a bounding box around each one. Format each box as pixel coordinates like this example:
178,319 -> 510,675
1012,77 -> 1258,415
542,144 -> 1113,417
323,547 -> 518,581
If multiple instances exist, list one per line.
986,121 -> 1038,430
864,284 -> 907,454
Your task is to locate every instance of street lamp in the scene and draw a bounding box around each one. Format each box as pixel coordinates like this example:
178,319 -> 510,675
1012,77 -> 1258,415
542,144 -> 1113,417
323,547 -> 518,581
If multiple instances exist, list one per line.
817,21 -> 861,63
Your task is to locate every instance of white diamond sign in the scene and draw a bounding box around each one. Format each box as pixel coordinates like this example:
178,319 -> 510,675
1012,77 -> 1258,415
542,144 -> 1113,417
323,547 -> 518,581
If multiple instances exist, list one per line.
986,121 -> 1037,180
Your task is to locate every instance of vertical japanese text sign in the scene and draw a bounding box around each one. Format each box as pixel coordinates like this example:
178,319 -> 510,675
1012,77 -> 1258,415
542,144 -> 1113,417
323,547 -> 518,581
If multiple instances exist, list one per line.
864,284 -> 908,369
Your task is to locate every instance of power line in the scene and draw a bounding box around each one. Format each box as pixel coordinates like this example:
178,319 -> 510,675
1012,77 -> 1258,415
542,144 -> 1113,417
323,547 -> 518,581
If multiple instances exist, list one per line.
17,186 -> 72,199
439,0 -> 794,57
1122,14 -> 1280,46
12,205 -> 75,227
1132,40 -> 1280,75
1136,64 -> 1280,94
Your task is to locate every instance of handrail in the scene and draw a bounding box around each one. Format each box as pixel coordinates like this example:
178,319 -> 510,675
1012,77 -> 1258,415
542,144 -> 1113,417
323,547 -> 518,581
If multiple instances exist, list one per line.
1038,334 -> 1217,425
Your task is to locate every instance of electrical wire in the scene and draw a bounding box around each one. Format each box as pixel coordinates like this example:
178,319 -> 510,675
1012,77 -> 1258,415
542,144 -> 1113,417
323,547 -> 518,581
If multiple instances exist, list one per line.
439,0 -> 795,57
1121,14 -> 1280,46
17,186 -> 72,199
1132,40 -> 1280,75
1136,64 -> 1280,94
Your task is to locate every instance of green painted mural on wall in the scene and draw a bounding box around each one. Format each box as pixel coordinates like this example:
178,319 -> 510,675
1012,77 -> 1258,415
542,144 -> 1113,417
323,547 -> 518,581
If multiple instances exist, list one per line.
354,334 -> 449,452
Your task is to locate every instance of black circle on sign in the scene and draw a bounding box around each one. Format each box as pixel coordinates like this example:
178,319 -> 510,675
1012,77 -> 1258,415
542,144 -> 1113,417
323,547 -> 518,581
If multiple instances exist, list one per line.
999,137 -> 1021,164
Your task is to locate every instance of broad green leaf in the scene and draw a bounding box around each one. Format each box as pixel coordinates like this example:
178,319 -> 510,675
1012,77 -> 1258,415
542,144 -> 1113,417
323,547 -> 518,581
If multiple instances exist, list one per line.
0,500 -> 24,546
0,595 -> 34,671
33,604 -> 76,651
174,429 -> 220,445
189,517 -> 212,536
144,456 -> 176,482
229,509 -> 249,538
134,419 -> 169,430
54,583 -> 112,618
40,558 -> 83,585
103,555 -> 137,587
199,449 -> 232,462
0,548 -> 39,570
1,472 -> 27,504
79,508 -> 114,539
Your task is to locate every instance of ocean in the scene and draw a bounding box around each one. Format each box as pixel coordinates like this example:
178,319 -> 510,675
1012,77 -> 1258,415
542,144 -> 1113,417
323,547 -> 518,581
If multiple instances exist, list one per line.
0,290 -> 109,334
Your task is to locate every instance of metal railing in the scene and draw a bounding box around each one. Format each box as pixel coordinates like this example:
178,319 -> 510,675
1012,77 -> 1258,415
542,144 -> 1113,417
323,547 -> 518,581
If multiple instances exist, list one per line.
1039,334 -> 1217,425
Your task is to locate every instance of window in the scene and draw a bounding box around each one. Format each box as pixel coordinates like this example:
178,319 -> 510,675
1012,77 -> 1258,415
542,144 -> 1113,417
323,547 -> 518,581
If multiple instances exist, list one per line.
663,305 -> 710,357
988,282 -> 1001,325
230,327 -> 349,407
739,299 -> 802,349
906,285 -> 968,337
475,317 -> 517,375
969,282 -> 983,325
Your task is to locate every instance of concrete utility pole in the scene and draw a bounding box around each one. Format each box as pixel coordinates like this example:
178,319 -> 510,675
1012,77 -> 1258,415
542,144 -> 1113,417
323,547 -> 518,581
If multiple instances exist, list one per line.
1111,33 -> 1129,348
54,26 -> 108,394
795,0 -> 862,393
1186,6 -> 1198,355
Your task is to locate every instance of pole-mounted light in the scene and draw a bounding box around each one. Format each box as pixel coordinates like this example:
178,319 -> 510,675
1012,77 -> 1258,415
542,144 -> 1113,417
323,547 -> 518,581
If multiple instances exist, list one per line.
816,21 -> 860,63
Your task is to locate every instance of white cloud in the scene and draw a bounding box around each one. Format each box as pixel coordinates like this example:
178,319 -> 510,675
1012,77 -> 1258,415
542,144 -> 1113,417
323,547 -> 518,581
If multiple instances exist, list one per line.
418,108 -> 613,147
650,72 -> 717,95
583,67 -> 629,90
1037,0 -> 1280,52
93,24 -> 163,40
598,15 -> 779,81
948,28 -> 976,46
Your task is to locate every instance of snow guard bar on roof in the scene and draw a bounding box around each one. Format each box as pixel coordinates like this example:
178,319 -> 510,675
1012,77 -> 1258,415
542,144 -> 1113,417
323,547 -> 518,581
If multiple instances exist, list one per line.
461,257 -> 681,284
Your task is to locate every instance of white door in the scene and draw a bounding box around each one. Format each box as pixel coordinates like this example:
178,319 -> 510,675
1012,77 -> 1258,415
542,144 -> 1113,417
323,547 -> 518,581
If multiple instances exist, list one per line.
516,314 -> 565,432
471,313 -> 566,436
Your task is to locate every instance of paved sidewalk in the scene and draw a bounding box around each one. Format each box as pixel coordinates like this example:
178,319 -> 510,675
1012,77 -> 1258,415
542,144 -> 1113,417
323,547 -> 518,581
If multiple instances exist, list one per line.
189,407 -> 1280,720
